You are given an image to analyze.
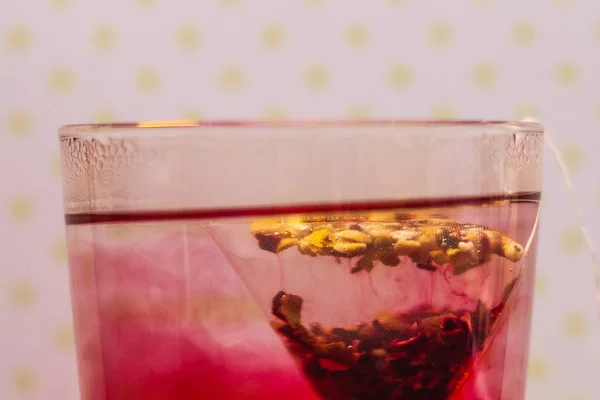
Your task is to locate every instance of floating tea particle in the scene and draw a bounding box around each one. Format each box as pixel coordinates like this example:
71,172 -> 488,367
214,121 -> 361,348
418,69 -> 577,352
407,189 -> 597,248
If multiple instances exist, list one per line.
250,215 -> 524,276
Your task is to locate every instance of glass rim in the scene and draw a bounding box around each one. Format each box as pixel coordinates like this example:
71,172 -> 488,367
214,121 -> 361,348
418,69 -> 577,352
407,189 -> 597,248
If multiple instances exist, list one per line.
59,119 -> 544,138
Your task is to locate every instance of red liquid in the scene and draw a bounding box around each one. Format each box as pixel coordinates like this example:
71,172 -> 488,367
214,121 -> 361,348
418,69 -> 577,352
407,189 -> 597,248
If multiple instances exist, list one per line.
65,194 -> 539,400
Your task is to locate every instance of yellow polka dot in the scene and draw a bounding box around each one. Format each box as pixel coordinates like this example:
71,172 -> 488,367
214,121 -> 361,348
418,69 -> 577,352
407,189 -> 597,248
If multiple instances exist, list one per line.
261,24 -> 286,50
428,22 -> 453,48
555,0 -> 575,4
264,106 -> 288,121
10,281 -> 38,309
430,104 -> 457,120
136,0 -> 157,8
471,62 -> 496,89
514,103 -> 539,121
594,21 -> 600,45
527,356 -> 548,382
91,26 -> 117,51
472,0 -> 493,5
52,238 -> 68,265
562,311 -> 589,339
303,0 -> 326,6
596,106 -> 600,125
567,394 -> 590,400
8,196 -> 34,223
561,143 -> 584,172
218,66 -> 246,93
304,66 -> 329,91
6,26 -> 32,52
534,274 -> 547,296
388,0 -> 410,5
177,25 -> 202,51
49,153 -> 62,179
512,21 -> 536,46
345,24 -> 370,49
219,0 -> 242,7
11,367 -> 37,394
49,68 -> 75,94
7,111 -> 34,137
559,226 -> 585,253
387,65 -> 413,90
92,108 -> 118,124
554,62 -> 579,87
135,67 -> 160,93
347,106 -> 371,120
50,0 -> 72,9
179,109 -> 203,120
53,322 -> 75,351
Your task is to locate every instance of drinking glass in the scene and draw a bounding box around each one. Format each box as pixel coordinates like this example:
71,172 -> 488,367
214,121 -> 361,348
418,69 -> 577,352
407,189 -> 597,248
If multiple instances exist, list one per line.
59,120 -> 543,400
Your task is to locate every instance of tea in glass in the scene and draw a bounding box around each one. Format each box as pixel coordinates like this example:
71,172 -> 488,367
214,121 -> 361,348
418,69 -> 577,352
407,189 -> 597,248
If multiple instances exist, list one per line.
59,120 -> 543,399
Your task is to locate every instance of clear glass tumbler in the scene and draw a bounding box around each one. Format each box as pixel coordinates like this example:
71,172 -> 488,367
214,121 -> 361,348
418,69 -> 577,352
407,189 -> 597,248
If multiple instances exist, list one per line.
59,120 -> 543,400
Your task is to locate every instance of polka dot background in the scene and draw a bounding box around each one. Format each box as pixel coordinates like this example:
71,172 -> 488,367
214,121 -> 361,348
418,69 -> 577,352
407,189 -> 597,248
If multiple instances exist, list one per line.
1,1 -> 600,399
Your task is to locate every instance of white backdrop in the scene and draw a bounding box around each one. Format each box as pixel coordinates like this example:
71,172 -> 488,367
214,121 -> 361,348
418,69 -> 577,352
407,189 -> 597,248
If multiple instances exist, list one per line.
1,1 -> 600,399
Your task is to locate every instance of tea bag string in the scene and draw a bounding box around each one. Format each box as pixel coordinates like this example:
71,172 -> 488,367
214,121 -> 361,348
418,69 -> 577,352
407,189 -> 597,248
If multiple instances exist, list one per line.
523,193 -> 540,258
520,115 -> 600,311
